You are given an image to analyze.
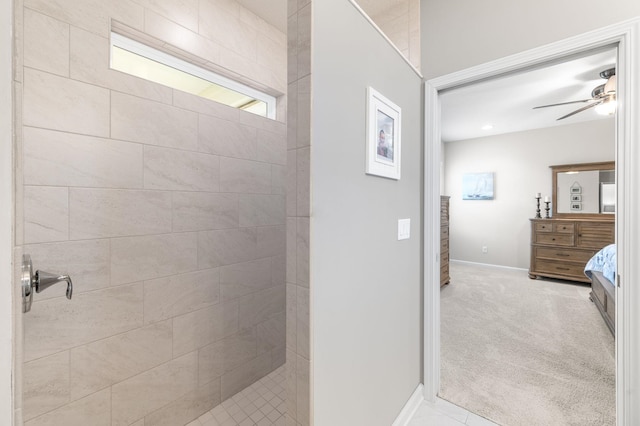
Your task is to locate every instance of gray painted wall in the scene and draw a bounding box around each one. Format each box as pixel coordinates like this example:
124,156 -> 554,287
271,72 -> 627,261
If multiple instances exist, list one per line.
444,119 -> 615,269
312,0 -> 423,424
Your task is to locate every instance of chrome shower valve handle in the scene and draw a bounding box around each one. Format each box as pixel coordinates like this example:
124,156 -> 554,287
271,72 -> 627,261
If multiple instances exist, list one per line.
22,254 -> 73,313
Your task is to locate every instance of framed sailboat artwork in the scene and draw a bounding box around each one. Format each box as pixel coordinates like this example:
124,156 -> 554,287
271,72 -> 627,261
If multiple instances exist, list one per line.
462,172 -> 494,200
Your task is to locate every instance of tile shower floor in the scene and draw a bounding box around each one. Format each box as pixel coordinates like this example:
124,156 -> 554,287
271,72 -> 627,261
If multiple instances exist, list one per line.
187,366 -> 287,426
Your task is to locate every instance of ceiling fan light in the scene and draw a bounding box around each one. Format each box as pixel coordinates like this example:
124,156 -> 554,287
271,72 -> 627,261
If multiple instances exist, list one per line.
604,75 -> 617,94
595,99 -> 617,115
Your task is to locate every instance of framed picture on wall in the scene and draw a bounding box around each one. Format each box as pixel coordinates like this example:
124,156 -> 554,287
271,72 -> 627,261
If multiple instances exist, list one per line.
365,87 -> 401,180
462,172 -> 494,200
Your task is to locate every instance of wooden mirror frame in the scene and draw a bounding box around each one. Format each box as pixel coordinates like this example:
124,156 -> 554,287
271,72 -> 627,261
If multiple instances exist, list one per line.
550,161 -> 615,220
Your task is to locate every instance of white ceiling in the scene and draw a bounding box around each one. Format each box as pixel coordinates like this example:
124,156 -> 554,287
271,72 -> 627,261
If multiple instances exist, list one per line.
236,0 -> 287,32
440,47 -> 617,142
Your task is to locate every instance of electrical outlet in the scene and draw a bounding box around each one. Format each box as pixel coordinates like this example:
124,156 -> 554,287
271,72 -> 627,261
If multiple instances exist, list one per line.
482,246 -> 488,253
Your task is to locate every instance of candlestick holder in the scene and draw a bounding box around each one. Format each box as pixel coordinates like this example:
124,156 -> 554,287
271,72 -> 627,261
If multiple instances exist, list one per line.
535,196 -> 542,218
544,201 -> 551,219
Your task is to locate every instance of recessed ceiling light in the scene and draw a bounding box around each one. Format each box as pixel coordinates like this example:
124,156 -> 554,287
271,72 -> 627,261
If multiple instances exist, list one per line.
481,124 -> 494,130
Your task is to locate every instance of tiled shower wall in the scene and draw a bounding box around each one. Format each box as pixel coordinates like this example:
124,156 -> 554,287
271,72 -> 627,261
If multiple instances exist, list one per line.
14,0 -> 286,425
366,0 -> 420,70
286,0 -> 311,425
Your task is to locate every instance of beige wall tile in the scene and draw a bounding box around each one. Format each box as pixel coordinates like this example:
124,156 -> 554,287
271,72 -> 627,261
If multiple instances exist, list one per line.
285,350 -> 297,420
173,90 -> 239,122
272,345 -> 286,369
23,68 -> 110,137
256,32 -> 286,72
296,76 -> 311,148
257,312 -> 286,356
111,233 -> 198,284
135,0 -> 199,32
144,146 -> 220,191
296,286 -> 310,360
198,328 -> 257,385
272,255 -> 286,286
239,194 -> 285,227
24,186 -> 69,244
256,129 -> 286,166
296,4 -> 311,79
24,239 -> 110,300
296,355 -> 310,426
24,284 -> 144,361
144,269 -> 220,324
173,301 -> 239,357
219,157 -> 272,194
295,149 -> 310,218
70,189 -> 172,239
220,351 -> 272,400
286,218 -> 297,284
197,228 -> 257,269
238,285 -> 285,329
286,150 -> 297,217
286,284 -> 297,352
198,114 -> 257,160
272,164 -> 286,195
70,27 -> 173,105
144,10 -> 221,66
24,388 -> 111,426
199,0 -> 257,61
238,109 -> 286,135
23,127 -> 144,189
111,92 -> 198,150
24,9 -> 69,76
173,192 -> 238,232
287,15 -> 298,85
24,0 -> 144,37
70,320 -> 172,400
23,351 -> 70,421
256,225 -> 286,259
111,352 -> 198,426
144,378 -> 220,426
296,218 -> 310,287
220,258 -> 272,302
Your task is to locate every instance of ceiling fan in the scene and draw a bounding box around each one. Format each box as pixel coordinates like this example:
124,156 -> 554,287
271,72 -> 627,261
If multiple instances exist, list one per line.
533,68 -> 617,120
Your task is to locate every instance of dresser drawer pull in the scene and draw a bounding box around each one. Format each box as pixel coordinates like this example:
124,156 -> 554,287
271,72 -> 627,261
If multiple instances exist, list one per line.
556,267 -> 570,271
555,253 -> 570,257
552,238 -> 556,241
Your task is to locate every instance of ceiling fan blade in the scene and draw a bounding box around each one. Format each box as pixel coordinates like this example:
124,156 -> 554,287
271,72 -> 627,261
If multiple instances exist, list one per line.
556,100 -> 603,120
533,99 -> 595,109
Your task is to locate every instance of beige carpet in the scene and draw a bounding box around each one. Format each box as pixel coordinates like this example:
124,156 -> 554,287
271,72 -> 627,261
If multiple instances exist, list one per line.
440,261 -> 615,426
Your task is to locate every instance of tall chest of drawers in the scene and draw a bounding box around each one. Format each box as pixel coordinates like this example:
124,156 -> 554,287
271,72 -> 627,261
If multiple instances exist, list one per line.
529,218 -> 614,283
441,196 -> 450,287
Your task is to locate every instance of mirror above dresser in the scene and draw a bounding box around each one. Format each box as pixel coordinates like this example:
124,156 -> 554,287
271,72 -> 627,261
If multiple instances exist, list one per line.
551,161 -> 615,219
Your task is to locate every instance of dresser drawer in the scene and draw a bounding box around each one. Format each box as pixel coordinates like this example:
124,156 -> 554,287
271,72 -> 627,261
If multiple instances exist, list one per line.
534,247 -> 594,263
441,226 -> 449,239
535,259 -> 586,278
535,233 -> 574,246
441,238 -> 449,251
553,223 -> 575,233
535,222 -> 552,233
441,250 -> 449,264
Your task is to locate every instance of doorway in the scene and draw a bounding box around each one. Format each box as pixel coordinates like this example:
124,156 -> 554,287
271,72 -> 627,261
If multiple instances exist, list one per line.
423,18 -> 640,426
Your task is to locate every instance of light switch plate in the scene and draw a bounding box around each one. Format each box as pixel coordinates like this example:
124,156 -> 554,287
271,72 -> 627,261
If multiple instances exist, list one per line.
398,218 -> 410,240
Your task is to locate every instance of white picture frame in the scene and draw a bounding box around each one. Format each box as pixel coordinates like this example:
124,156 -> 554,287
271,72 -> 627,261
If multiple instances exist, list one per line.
366,87 -> 401,180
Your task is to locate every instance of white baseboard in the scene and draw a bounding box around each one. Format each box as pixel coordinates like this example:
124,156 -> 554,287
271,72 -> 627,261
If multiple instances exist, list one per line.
450,259 -> 528,272
392,383 -> 424,426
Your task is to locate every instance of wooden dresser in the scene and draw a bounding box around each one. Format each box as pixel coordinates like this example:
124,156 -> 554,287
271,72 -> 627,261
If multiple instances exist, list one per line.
529,218 -> 614,283
441,196 -> 450,287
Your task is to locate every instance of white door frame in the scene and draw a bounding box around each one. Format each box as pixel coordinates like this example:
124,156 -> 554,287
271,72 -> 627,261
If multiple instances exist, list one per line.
1,0 -> 14,423
423,18 -> 640,425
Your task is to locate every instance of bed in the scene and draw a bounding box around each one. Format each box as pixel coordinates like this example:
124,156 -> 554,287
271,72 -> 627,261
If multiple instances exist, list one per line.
584,244 -> 616,336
